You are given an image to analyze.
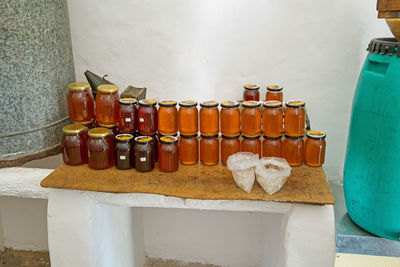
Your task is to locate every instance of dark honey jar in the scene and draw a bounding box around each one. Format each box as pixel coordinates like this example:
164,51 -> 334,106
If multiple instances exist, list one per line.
114,134 -> 134,170
243,84 -> 260,101
134,136 -> 155,172
87,127 -> 114,170
61,124 -> 88,165
158,136 -> 179,173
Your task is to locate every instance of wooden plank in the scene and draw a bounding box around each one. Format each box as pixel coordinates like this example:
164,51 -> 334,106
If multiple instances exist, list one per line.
377,0 -> 400,11
41,163 -> 335,205
378,11 -> 400,18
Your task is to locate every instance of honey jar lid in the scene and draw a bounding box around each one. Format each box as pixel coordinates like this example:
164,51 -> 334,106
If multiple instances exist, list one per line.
97,84 -> 119,93
201,134 -> 219,139
88,127 -> 111,138
159,100 -> 177,107
242,134 -> 261,139
115,133 -> 134,142
119,98 -> 137,105
180,133 -> 198,138
62,124 -> 85,134
267,85 -> 283,92
97,122 -> 118,128
242,101 -> 261,108
286,100 -> 305,108
263,134 -> 283,140
222,134 -> 240,139
244,84 -> 260,90
68,82 -> 90,91
200,101 -> 219,108
135,136 -> 153,144
306,131 -> 326,140
220,101 -> 239,108
263,100 -> 282,108
138,99 -> 157,106
284,134 -> 304,140
179,100 -> 198,107
72,118 -> 94,125
160,136 -> 178,144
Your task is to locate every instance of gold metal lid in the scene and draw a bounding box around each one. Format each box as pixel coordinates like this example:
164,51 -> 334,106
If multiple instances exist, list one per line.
220,100 -> 239,108
306,131 -> 326,140
159,100 -> 177,107
97,84 -> 118,93
179,100 -> 198,107
267,85 -> 283,92
263,100 -> 282,108
68,82 -> 90,91
242,101 -> 261,108
244,84 -> 260,90
138,99 -> 157,106
286,100 -> 305,108
119,98 -> 137,105
97,122 -> 118,128
200,101 -> 218,108
160,136 -> 178,144
62,124 -> 85,134
88,127 -> 111,138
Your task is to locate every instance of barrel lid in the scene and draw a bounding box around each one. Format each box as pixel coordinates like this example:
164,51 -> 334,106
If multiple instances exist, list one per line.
367,38 -> 400,57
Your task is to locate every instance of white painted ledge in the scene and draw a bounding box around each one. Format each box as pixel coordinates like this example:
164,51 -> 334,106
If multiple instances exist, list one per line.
0,167 -> 51,199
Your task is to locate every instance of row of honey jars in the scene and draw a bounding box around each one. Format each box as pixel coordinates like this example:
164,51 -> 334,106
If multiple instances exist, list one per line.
243,84 -> 283,102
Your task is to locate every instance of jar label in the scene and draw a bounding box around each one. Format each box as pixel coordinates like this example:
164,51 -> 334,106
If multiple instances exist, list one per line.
140,157 -> 146,162
125,118 -> 132,122
120,155 -> 126,160
139,118 -> 144,122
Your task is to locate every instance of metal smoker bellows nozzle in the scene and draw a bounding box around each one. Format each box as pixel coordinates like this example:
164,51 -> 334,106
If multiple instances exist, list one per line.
377,0 -> 400,41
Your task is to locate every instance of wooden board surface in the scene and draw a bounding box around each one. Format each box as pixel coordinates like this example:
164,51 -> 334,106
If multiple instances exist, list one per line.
41,163 -> 334,205
377,0 -> 400,11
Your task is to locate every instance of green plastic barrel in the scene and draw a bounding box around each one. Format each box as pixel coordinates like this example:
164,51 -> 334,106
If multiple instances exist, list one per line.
344,38 -> 400,241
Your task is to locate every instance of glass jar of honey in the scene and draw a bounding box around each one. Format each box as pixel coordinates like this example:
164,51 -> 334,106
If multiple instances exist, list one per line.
263,135 -> 283,158
114,134 -> 134,170
241,101 -> 261,137
67,82 -> 95,123
220,101 -> 240,137
158,100 -> 178,135
179,134 -> 198,165
305,131 -> 326,167
179,100 -> 198,135
241,135 -> 261,158
118,98 -> 138,133
97,123 -> 119,139
284,135 -> 304,167
221,134 -> 240,165
138,99 -> 158,135
200,101 -> 219,136
140,132 -> 158,163
200,134 -> 219,166
95,84 -> 119,125
159,136 -> 179,173
87,127 -> 114,169
265,85 -> 283,102
72,119 -> 96,132
243,84 -> 260,101
262,101 -> 283,137
284,100 -> 306,137
134,136 -> 155,172
61,124 -> 88,165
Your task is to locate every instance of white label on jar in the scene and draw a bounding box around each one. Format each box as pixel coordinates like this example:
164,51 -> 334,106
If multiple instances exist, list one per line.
120,155 -> 126,160
139,118 -> 144,122
140,157 -> 146,162
125,118 -> 131,122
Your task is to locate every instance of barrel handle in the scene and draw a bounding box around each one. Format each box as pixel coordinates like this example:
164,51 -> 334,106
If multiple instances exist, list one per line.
366,59 -> 389,75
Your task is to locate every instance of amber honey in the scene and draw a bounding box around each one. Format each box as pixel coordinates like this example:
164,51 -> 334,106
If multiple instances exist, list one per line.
61,124 -> 88,165
305,131 -> 326,167
118,98 -> 138,133
284,100 -> 305,136
68,82 -> 95,122
179,134 -> 199,165
284,135 -> 304,167
200,134 -> 219,166
262,101 -> 283,137
262,135 -> 283,158
200,101 -> 219,136
243,84 -> 260,101
241,101 -> 261,137
221,135 -> 240,165
87,127 -> 114,170
241,135 -> 261,158
138,99 -> 158,134
95,84 -> 119,125
220,101 -> 240,137
158,100 -> 178,135
158,136 -> 179,173
179,100 -> 198,135
265,85 -> 283,102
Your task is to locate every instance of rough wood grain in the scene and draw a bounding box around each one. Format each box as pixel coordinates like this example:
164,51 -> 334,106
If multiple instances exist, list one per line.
377,0 -> 400,11
41,163 -> 334,205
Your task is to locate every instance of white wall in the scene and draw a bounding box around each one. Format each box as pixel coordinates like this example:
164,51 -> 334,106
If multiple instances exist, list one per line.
67,0 -> 391,180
